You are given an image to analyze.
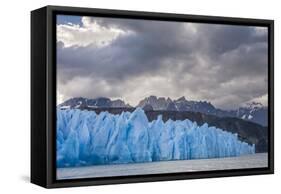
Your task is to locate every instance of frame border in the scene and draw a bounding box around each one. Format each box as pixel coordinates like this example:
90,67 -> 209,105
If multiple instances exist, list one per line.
42,5 -> 274,188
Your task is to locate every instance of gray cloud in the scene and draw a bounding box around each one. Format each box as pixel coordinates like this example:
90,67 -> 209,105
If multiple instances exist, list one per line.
57,16 -> 268,109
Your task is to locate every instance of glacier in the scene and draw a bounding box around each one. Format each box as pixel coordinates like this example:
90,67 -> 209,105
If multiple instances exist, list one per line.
57,108 -> 255,168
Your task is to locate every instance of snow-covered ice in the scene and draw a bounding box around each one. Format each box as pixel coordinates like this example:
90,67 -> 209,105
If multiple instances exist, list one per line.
57,108 -> 255,168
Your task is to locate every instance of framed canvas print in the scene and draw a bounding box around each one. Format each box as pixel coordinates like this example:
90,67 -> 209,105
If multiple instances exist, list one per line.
31,5 -> 274,188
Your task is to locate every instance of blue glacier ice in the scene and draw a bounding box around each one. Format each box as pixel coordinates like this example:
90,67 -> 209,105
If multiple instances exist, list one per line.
57,108 -> 255,167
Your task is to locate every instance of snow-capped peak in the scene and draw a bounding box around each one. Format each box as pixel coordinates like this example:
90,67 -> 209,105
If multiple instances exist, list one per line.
243,102 -> 265,109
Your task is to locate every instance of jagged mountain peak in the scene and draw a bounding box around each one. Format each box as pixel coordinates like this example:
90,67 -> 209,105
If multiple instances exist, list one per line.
243,101 -> 265,109
59,97 -> 131,109
176,96 -> 187,102
137,95 -> 173,110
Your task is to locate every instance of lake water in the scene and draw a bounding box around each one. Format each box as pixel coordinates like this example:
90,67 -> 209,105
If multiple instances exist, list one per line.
57,153 -> 268,180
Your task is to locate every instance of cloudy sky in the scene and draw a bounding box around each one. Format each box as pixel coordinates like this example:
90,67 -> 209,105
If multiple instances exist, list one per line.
56,15 -> 268,109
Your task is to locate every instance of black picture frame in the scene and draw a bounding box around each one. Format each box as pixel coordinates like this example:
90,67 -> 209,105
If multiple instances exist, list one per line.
31,5 -> 274,188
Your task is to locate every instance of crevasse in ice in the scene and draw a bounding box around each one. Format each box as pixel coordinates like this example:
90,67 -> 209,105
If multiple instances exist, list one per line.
57,108 -> 255,167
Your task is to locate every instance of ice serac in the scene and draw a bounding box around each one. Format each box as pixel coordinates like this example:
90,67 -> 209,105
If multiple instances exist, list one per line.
57,108 -> 255,167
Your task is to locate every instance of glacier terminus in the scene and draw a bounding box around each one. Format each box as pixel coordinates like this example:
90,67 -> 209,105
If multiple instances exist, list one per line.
57,108 -> 255,168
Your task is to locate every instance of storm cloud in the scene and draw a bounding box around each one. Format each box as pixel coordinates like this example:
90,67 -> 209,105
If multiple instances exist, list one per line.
57,15 -> 268,109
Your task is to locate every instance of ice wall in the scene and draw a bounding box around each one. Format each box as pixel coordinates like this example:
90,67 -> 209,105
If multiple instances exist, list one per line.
57,108 -> 255,167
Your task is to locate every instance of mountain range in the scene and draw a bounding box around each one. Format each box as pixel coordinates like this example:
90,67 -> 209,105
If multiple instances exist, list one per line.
58,96 -> 268,126
59,97 -> 131,109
